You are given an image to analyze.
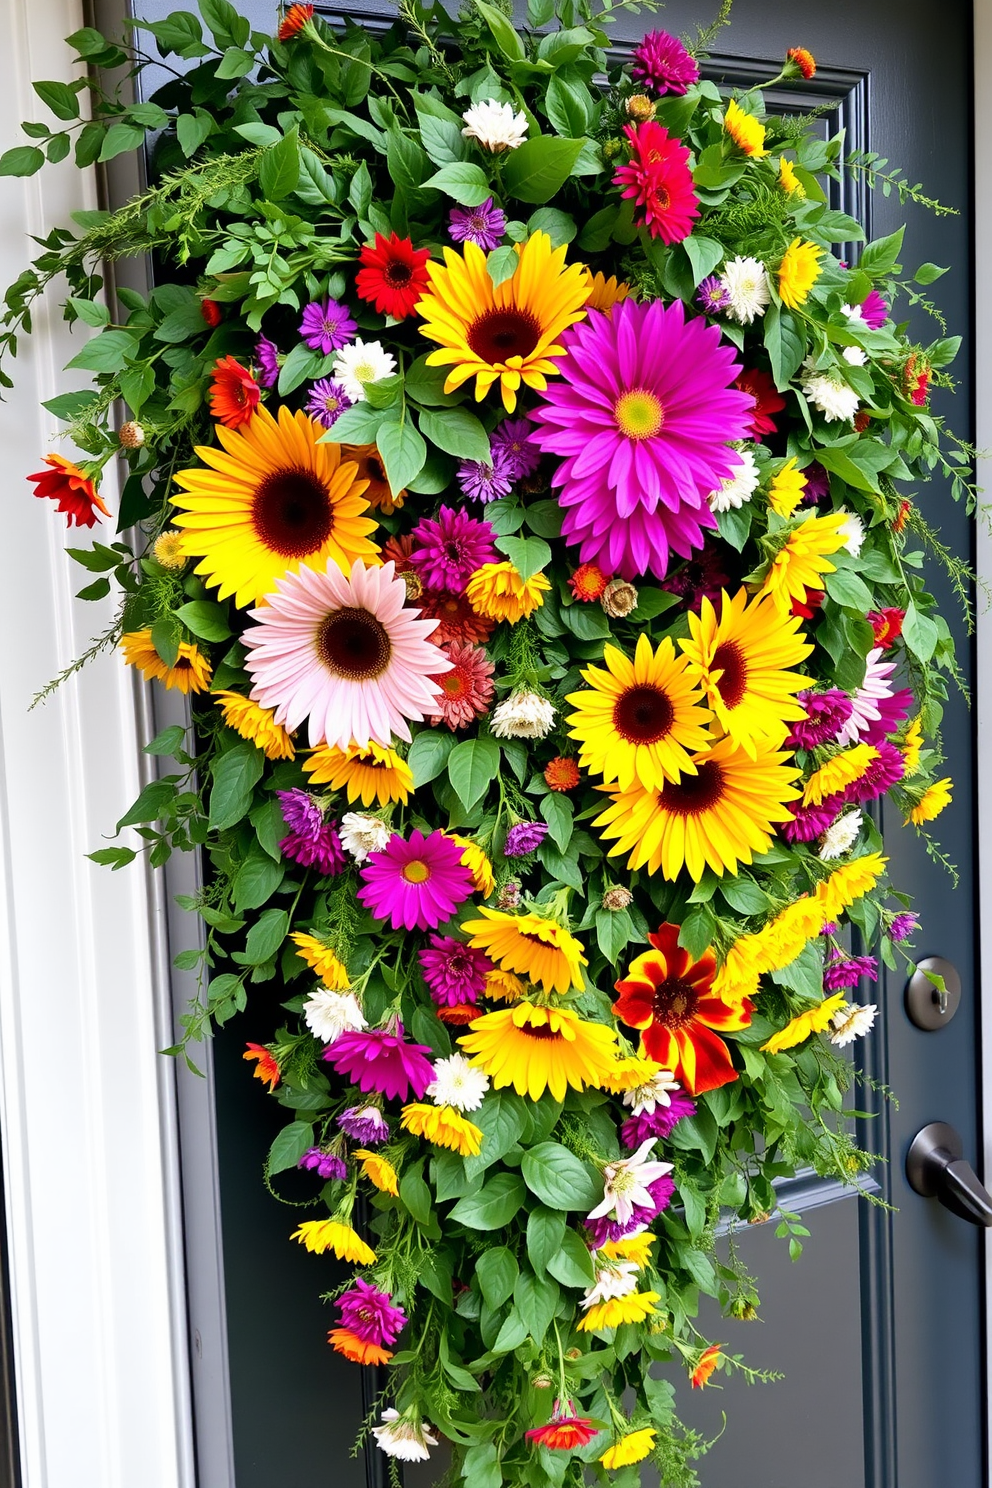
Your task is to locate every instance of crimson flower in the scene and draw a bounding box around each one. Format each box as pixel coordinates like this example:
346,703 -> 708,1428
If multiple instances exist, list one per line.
526,1402 -> 599,1451
27,453 -> 110,528
208,355 -> 260,428
735,367 -> 786,440
356,232 -> 431,319
278,4 -> 313,40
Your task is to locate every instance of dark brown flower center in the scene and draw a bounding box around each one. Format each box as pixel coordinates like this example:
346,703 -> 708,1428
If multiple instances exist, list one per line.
652,976 -> 699,1028
657,760 -> 726,817
173,657 -> 192,671
317,607 -> 391,680
252,467 -> 333,557
711,640 -> 748,709
614,684 -> 674,745
521,1024 -> 564,1041
385,259 -> 412,286
468,307 -> 542,365
650,186 -> 671,211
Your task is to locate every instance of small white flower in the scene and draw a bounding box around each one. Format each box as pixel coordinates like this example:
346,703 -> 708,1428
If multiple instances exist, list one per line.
801,360 -> 860,423
837,509 -> 865,556
622,1069 -> 680,1117
491,690 -> 556,740
829,1002 -> 878,1047
818,809 -> 863,861
334,338 -> 396,402
426,1054 -> 490,1113
372,1409 -> 438,1463
709,446 -> 760,512
303,987 -> 367,1044
580,1261 -> 641,1308
842,345 -> 868,366
461,99 -> 528,152
841,302 -> 866,323
720,255 -> 771,324
586,1139 -> 674,1226
339,812 -> 392,863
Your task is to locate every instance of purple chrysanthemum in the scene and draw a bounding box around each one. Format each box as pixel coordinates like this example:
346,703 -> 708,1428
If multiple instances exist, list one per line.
457,448 -> 515,504
448,197 -> 507,252
504,821 -> 549,857
255,335 -> 280,389
801,461 -> 831,503
785,689 -> 854,750
490,418 -> 541,480
299,297 -> 357,355
781,798 -> 843,844
584,1174 -> 676,1247
697,275 -> 731,314
889,912 -> 919,943
324,1024 -> 435,1102
621,1090 -> 696,1148
418,934 -> 492,1008
660,541 -> 733,612
358,829 -> 474,932
336,1277 -> 408,1347
844,740 -> 906,804
305,376 -> 353,429
298,1147 -> 347,1181
824,952 -> 879,990
338,1105 -> 389,1145
278,789 -> 345,876
407,506 -> 498,592
630,29 -> 700,95
863,688 -> 913,744
530,300 -> 752,580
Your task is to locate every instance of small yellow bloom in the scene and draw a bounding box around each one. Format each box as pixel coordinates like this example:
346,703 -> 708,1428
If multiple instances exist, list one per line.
600,1429 -> 657,1470
724,98 -> 768,157
291,933 -> 349,989
121,629 -> 212,694
466,561 -> 551,624
761,992 -> 848,1052
599,1056 -> 664,1093
600,1233 -> 656,1269
901,717 -> 924,777
905,777 -> 952,825
578,1290 -> 661,1331
582,269 -> 632,313
400,1103 -> 483,1157
484,968 -> 526,1001
778,237 -> 823,310
778,157 -> 804,197
213,690 -> 296,761
303,740 -> 412,806
448,834 -> 496,897
767,458 -> 807,517
152,530 -> 187,569
803,744 -> 879,806
291,1219 -> 376,1265
815,851 -> 887,920
760,512 -> 849,611
353,1149 -> 399,1194
461,908 -> 587,994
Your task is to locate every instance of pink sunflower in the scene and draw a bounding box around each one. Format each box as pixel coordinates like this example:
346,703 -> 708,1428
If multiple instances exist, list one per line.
613,122 -> 699,243
429,640 -> 495,727
358,829 -> 474,931
242,559 -> 450,750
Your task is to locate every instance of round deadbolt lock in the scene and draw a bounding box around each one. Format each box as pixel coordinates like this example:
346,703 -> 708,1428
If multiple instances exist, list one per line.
904,956 -> 961,1031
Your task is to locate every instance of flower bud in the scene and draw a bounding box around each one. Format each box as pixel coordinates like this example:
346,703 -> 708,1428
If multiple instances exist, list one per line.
119,420 -> 145,449
626,93 -> 656,121
602,886 -> 633,912
601,578 -> 638,618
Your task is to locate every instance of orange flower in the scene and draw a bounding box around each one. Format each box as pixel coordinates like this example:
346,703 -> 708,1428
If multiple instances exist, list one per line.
893,499 -> 911,534
612,924 -> 752,1094
27,453 -> 111,528
786,46 -> 816,79
544,757 -> 581,792
278,3 -> 313,40
341,443 -> 405,513
436,1003 -> 480,1025
526,1403 -> 598,1450
243,1042 -> 280,1091
209,355 -> 260,429
691,1343 -> 722,1388
327,1327 -> 392,1365
568,562 -> 610,602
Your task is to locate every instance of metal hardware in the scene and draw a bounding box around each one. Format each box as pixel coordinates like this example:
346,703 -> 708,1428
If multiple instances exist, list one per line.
904,956 -> 961,1031
905,1122 -> 992,1227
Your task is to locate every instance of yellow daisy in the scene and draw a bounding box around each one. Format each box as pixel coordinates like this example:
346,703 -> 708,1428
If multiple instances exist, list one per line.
761,993 -> 848,1053
485,968 -> 526,1001
152,529 -> 187,569
724,98 -> 768,157
582,269 -> 632,313
461,908 -> 587,994
802,744 -> 878,806
778,237 -> 823,309
213,690 -> 296,760
466,562 -> 551,623
599,1233 -> 656,1269
815,851 -> 887,921
459,1002 -> 618,1102
901,717 -> 924,776
767,458 -> 808,517
400,1104 -> 483,1157
291,932 -> 349,989
352,1149 -> 399,1195
905,777 -> 952,825
679,588 -> 811,758
577,1290 -> 661,1332
121,629 -> 212,694
448,834 -> 496,897
170,403 -> 378,608
418,230 -> 590,412
778,157 -> 804,197
291,1219 -> 376,1264
593,735 -> 801,883
760,512 -> 850,612
566,634 -> 713,793
302,741 -> 412,806
600,1429 -> 657,1469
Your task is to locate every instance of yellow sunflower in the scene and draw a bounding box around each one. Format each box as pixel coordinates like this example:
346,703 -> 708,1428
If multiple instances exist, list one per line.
341,443 -> 406,513
466,561 -> 551,623
767,458 -> 807,517
582,269 -> 631,313
485,968 -> 526,1001
724,98 -> 768,157
121,629 -> 212,694
400,1104 -> 483,1157
599,1056 -> 663,1093
213,690 -> 296,760
303,741 -> 412,806
459,1002 -> 618,1101
291,1219 -> 376,1264
291,932 -> 349,989
778,238 -> 823,309
815,851 -> 887,920
761,993 -> 847,1053
901,716 -> 924,776
778,157 -> 804,197
566,634 -> 713,793
905,777 -> 952,825
600,1429 -> 657,1469
578,1291 -> 661,1332
599,1233 -> 656,1269
170,403 -> 378,608
714,895 -> 825,1003
418,230 -> 590,412
679,589 -> 811,758
448,834 -> 496,897
593,734 -> 802,882
461,908 -> 587,993
352,1149 -> 399,1194
802,744 -> 878,806
760,512 -> 849,611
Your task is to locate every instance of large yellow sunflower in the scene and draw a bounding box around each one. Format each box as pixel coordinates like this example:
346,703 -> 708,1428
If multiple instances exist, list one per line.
566,634 -> 713,792
418,231 -> 590,412
303,741 -> 412,806
760,512 -> 849,612
460,908 -> 587,994
679,589 -> 811,758
171,403 -> 378,608
459,1003 -> 618,1101
593,735 -> 802,882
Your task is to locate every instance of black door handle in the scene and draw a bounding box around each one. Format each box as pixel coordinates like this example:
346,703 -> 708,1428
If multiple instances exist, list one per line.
906,1122 -> 992,1227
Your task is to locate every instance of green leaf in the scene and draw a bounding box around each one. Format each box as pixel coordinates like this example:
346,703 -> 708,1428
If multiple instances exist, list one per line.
268,1121 -> 313,1175
419,406 -> 491,462
404,354 -> 460,408
824,566 -> 874,612
491,1307 -> 529,1355
595,907 -> 633,965
719,877 -> 769,916
413,94 -> 469,166
527,207 -> 576,246
763,303 -> 805,391
449,1171 -> 526,1229
34,80 -> 81,120
487,245 -> 519,286
502,136 -> 585,205
902,601 -> 939,662
682,234 -> 725,287
277,341 -> 324,396
514,1269 -> 559,1346
321,403 -> 384,444
98,122 -> 146,162
679,904 -> 716,961
144,724 -> 187,758
232,847 -> 284,912
215,45 -> 255,79
175,601 -> 232,642
577,205 -> 618,253
859,226 -> 904,277
476,1246 -> 519,1310
474,0 -> 525,61
244,907 -> 290,966
258,127 -> 300,201
115,779 -> 175,832
408,730 -> 457,787
88,846 -> 137,870
462,1443 -> 502,1488
540,792 -> 573,852
423,162 -> 493,207
376,417 -> 427,496
151,618 -> 180,668
928,336 -> 961,368
527,1205 -> 567,1274
520,1142 -> 602,1211
545,75 -> 593,138
177,111 -> 215,156
447,736 -> 501,809
914,262 -> 948,286
465,1090 -> 529,1177
199,0 -> 250,48
400,1164 -> 434,1226
65,329 -> 138,374
208,743 -> 264,830
494,535 -> 551,579
546,1227 -> 597,1288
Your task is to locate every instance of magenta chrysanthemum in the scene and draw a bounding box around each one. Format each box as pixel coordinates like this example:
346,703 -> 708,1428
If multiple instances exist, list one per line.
785,689 -> 853,750
530,299 -> 752,580
255,335 -> 280,388
490,418 -> 541,480
336,1277 -> 408,1346
299,1147 -> 347,1180
324,1024 -> 435,1102
338,1105 -> 389,1144
448,197 -> 507,252
889,912 -> 918,942
243,559 -> 450,750
584,1174 -> 675,1247
504,821 -> 549,856
843,740 -> 905,803
824,952 -> 879,990
863,687 -> 913,744
780,798 -> 842,844
457,450 -> 515,504
428,639 -> 495,728
630,29 -> 700,94
358,829 -> 474,932
407,506 -> 498,592
418,934 -> 492,1007
621,1089 -> 696,1148
278,789 -> 345,874
299,297 -> 357,354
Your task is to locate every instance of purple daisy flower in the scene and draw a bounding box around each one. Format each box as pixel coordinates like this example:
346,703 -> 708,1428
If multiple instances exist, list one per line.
621,1090 -> 696,1149
323,1024 -> 435,1102
336,1277 -> 408,1347
697,275 -> 730,314
844,739 -> 906,804
504,821 -> 549,857
338,1105 -> 389,1145
298,1147 -> 347,1181
490,418 -> 541,480
448,197 -> 507,252
418,934 -> 492,1008
407,506 -> 498,592
457,448 -> 515,504
824,952 -> 879,991
277,789 -> 345,876
305,376 -> 353,430
781,798 -> 844,845
889,912 -> 919,943
255,335 -> 280,389
785,690 -> 854,750
801,461 -> 831,503
584,1174 -> 676,1247
299,297 -> 357,355
630,29 -> 700,95
859,289 -> 888,329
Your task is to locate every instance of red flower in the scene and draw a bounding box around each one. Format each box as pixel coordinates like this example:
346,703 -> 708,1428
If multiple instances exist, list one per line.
436,1003 -> 480,1026
526,1403 -> 599,1451
278,3 -> 313,40
27,453 -> 110,528
544,757 -> 581,792
786,46 -> 816,79
327,1327 -> 392,1365
382,533 -> 415,572
868,607 -> 905,648
734,368 -> 785,441
356,233 -> 431,320
893,499 -> 912,534
568,562 -> 610,602
200,297 -> 222,327
418,589 -> 494,647
903,353 -> 931,406
613,121 -> 700,243
244,1042 -> 280,1091
691,1343 -> 722,1388
209,356 -> 260,429
791,586 -> 824,620
853,409 -> 872,432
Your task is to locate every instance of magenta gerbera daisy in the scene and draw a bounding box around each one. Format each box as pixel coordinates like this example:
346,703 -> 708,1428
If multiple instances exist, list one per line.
242,559 -> 451,750
613,122 -> 699,243
324,1023 -> 435,1101
418,934 -> 493,1007
336,1278 -> 408,1346
429,639 -> 495,728
530,299 -> 753,580
630,29 -> 700,95
407,506 -> 498,592
358,829 -> 474,931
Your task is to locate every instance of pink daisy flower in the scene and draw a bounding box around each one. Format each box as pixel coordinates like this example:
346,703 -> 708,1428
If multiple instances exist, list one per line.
530,299 -> 752,580
418,934 -> 492,1007
358,829 -> 474,931
835,648 -> 896,746
429,640 -> 495,728
324,1023 -> 435,1102
613,122 -> 700,243
242,559 -> 451,750
407,506 -> 498,593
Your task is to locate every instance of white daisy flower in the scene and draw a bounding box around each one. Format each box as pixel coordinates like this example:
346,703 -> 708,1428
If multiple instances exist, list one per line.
837,509 -> 865,556
491,690 -> 556,740
580,1261 -> 641,1309
461,99 -> 528,152
818,809 -> 863,861
586,1140 -> 674,1226
842,345 -> 868,366
841,302 -> 866,323
334,338 -> 396,402
801,360 -> 860,423
829,1002 -> 878,1047
426,1054 -> 490,1113
622,1069 -> 680,1117
720,255 -> 771,324
339,812 -> 392,863
372,1409 -> 438,1463
709,446 -> 760,512
303,987 -> 366,1044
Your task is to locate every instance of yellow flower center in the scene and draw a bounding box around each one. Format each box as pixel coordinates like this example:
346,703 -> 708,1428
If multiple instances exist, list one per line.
614,389 -> 664,440
402,859 -> 431,883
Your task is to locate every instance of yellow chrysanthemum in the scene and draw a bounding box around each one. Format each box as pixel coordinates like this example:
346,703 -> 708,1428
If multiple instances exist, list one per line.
761,993 -> 848,1053
714,893 -> 826,1002
778,157 -> 804,196
302,741 -> 412,806
566,634 -> 713,793
461,908 -> 587,994
600,1429 -> 658,1469
418,230 -> 590,412
767,458 -> 808,517
815,851 -> 887,921
600,1234 -> 656,1269
594,735 -> 801,883
448,834 -> 496,897
582,270 -> 632,313
485,968 -> 526,1001
802,744 -> 878,806
598,1057 -> 664,1093
905,777 -> 952,825
291,932 -> 349,989
901,717 -> 924,776
578,1291 -> 661,1332
213,689 -> 296,760
352,1149 -> 399,1194
679,589 -> 811,758
724,98 -> 768,157
466,561 -> 551,623
291,1219 -> 376,1264
121,629 -> 212,694
400,1104 -> 483,1157
760,512 -> 850,611
170,403 -> 378,608
459,1002 -> 619,1102
778,237 -> 823,309
152,529 -> 187,569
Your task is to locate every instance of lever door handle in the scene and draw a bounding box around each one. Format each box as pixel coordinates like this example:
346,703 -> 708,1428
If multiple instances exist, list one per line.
906,1122 -> 992,1227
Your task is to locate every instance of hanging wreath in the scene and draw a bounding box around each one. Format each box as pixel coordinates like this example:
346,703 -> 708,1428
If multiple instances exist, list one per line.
2,0 -> 970,1481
